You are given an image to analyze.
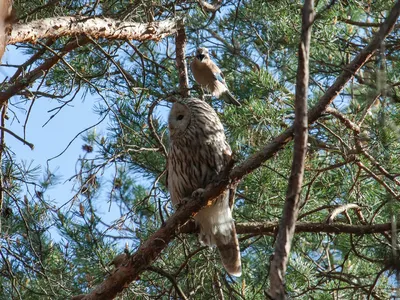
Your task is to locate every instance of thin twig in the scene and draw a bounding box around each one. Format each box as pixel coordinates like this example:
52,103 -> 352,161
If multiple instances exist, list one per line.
0,126 -> 34,149
147,266 -> 188,300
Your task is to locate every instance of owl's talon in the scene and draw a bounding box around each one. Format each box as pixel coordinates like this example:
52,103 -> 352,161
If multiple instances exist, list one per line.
192,188 -> 205,199
175,199 -> 188,210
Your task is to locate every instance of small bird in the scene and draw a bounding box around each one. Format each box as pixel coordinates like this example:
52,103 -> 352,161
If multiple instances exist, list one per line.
190,47 -> 241,107
167,98 -> 241,276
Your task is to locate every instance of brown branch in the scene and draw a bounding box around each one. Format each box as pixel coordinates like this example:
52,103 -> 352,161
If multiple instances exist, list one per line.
179,220 -> 395,236
268,1 -> 313,298
9,17 -> 180,44
338,17 -> 382,28
235,221 -> 397,235
148,100 -> 168,158
175,19 -> 189,97
356,161 -> 399,199
325,107 -> 360,133
79,3 -> 400,298
1,18 -> 183,108
0,126 -> 34,150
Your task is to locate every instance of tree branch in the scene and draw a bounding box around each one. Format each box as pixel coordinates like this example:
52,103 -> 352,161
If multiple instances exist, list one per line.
1,18 -> 183,108
0,36 -> 90,107
9,17 -> 180,44
235,221 -> 396,235
80,165 -> 232,300
0,126 -> 34,150
175,19 -> 189,97
269,1 -> 313,298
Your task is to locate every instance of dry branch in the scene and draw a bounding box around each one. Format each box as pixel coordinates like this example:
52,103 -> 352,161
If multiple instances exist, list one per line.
1,18 -> 182,108
198,0 -> 223,12
326,204 -> 362,224
9,17 -> 180,44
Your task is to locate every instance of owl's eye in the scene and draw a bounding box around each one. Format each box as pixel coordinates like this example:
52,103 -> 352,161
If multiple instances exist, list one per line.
177,115 -> 184,121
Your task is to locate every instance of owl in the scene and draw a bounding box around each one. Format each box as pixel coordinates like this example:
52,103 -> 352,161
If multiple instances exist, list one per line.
167,98 -> 241,276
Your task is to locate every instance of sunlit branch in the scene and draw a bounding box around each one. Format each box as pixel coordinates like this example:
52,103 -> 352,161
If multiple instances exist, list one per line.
9,17 -> 181,44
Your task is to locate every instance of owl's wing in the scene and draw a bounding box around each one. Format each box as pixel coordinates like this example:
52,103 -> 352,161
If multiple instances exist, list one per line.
222,142 -> 236,210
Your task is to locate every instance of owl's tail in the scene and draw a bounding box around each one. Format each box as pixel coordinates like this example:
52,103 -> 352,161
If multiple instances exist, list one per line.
215,225 -> 242,277
195,200 -> 242,277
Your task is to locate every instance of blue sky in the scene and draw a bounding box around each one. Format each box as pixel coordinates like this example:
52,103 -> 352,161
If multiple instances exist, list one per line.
1,47 -> 122,234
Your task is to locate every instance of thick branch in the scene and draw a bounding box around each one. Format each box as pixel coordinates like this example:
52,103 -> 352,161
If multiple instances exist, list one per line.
269,1 -> 313,298
9,17 -> 180,44
180,220 -> 394,235
235,221 -> 396,235
1,18 -> 183,108
175,20 -> 189,97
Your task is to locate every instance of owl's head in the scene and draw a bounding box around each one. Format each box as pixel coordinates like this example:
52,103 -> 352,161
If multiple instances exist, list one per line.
168,98 -> 222,140
168,101 -> 191,138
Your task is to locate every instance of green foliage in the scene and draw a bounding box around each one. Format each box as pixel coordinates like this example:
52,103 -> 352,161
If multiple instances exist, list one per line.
1,0 -> 400,299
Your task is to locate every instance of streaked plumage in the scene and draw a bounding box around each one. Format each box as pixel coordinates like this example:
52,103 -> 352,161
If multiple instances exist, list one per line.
0,0 -> 13,62
191,47 -> 241,106
167,98 -> 241,276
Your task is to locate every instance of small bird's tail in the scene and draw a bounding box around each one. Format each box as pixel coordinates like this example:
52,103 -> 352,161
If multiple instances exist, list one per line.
220,90 -> 241,107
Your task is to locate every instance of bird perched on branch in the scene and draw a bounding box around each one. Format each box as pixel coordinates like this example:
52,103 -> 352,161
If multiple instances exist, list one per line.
167,98 -> 241,276
190,47 -> 241,106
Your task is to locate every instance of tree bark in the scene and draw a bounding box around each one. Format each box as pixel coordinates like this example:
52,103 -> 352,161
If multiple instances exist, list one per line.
268,1 -> 313,298
9,17 -> 180,44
